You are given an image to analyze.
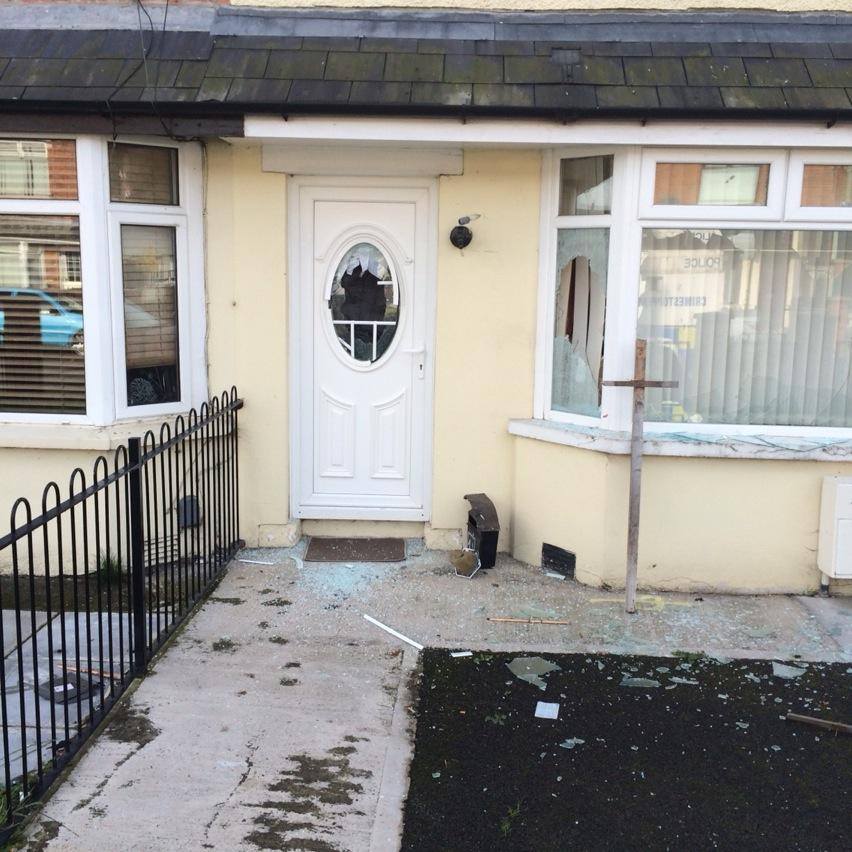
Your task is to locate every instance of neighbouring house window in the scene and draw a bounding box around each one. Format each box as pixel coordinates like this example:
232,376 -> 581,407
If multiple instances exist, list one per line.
654,162 -> 770,207
0,215 -> 84,413
121,225 -> 180,406
801,164 -> 852,208
0,139 -> 77,200
109,143 -> 179,205
539,148 -> 852,435
0,136 -> 202,424
552,229 -> 608,416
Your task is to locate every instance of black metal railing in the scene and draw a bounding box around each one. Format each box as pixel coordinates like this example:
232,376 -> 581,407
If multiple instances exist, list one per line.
0,388 -> 243,839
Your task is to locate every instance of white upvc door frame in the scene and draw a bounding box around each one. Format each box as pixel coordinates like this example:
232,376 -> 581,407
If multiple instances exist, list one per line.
287,174 -> 438,522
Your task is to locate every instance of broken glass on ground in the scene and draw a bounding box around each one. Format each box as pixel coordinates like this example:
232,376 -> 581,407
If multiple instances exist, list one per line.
772,662 -> 806,679
534,701 -> 560,719
559,737 -> 585,749
507,656 -> 561,691
620,676 -> 660,688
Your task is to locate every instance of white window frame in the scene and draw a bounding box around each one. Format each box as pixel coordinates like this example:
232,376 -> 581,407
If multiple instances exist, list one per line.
638,147 -> 788,221
537,144 -> 852,439
786,149 -> 852,222
534,147 -> 641,432
0,134 -> 206,426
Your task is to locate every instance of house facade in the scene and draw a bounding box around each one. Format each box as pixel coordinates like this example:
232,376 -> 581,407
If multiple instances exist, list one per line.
1,1 -> 852,594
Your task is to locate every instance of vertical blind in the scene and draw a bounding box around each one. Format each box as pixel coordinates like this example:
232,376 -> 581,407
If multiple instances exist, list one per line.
638,228 -> 852,428
121,225 -> 180,407
0,215 -> 85,414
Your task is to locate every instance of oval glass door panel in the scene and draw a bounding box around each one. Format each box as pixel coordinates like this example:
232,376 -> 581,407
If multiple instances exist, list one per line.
329,242 -> 399,364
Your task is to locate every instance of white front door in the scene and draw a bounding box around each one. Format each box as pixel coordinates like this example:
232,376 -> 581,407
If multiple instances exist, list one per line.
291,180 -> 435,520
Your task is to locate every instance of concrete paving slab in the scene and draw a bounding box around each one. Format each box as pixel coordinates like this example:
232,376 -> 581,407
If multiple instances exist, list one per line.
18,544 -> 851,851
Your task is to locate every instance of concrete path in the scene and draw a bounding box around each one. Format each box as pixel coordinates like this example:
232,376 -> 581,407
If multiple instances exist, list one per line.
18,543 -> 851,851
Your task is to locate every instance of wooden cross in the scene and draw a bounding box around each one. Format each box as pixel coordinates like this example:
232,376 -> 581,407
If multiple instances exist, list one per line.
602,339 -> 678,614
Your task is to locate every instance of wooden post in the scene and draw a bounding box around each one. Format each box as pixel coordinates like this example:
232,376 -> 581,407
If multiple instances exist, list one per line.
625,339 -> 646,614
603,338 -> 677,614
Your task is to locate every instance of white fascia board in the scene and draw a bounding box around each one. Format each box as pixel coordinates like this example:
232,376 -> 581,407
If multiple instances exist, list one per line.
243,115 -> 852,149
262,143 -> 463,176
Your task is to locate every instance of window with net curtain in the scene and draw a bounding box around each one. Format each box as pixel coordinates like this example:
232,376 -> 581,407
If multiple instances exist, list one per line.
638,229 -> 852,428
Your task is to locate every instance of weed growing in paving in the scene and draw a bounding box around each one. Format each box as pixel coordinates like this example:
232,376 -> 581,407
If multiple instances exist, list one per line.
499,802 -> 522,838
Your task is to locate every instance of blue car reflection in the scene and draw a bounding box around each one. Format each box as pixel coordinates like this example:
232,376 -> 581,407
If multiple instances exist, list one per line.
0,287 -> 84,350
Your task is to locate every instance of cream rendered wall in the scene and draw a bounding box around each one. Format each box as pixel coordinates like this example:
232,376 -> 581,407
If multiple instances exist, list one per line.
232,1 -> 852,12
512,437 -> 852,594
429,149 -> 541,552
205,142 -> 294,548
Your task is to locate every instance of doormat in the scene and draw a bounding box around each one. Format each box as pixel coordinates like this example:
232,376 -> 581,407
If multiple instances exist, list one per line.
304,537 -> 406,563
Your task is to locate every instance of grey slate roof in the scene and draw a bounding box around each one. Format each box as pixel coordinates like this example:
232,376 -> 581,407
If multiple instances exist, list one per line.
1,9 -> 852,122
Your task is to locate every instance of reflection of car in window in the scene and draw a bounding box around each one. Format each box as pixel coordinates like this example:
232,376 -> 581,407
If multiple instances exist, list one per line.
0,287 -> 84,353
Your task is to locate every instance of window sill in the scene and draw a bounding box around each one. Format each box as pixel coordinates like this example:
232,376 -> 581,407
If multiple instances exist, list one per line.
0,416 -> 187,452
508,418 -> 852,462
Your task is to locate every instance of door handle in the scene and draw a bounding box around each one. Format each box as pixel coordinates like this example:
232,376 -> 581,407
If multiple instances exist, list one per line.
403,346 -> 426,379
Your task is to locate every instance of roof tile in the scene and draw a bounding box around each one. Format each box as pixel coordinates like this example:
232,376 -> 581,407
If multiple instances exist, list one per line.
624,57 -> 687,86
360,38 -> 417,54
350,81 -> 412,104
596,85 -> 659,108
581,42 -> 652,56
651,43 -> 711,58
744,58 -> 810,87
206,49 -> 268,79
325,52 -> 385,82
505,56 -> 564,84
473,83 -> 534,108
444,54 -> 503,84
720,86 -> 787,109
805,59 -> 852,88
477,40 -> 534,57
385,54 -> 443,83
418,39 -> 476,55
411,82 -> 472,106
772,43 -> 832,59
302,38 -> 360,52
197,78 -> 231,103
267,50 -> 327,80
657,85 -> 724,109
120,60 -> 181,89
288,80 -> 352,104
572,56 -> 625,86
175,61 -> 208,89
710,43 -> 772,58
227,78 -> 291,103
216,36 -> 302,52
533,83 -> 597,109
1,58 -> 70,86
783,86 -> 851,109
683,57 -> 748,86
157,32 -> 213,61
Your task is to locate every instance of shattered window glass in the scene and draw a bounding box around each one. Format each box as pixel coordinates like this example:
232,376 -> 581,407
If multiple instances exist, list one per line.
329,242 -> 398,364
551,228 -> 609,417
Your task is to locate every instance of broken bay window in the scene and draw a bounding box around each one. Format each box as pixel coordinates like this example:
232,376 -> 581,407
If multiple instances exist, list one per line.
551,228 -> 609,417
